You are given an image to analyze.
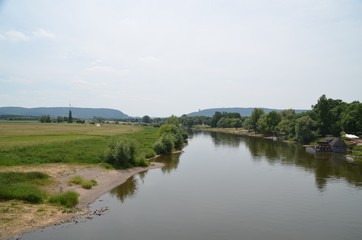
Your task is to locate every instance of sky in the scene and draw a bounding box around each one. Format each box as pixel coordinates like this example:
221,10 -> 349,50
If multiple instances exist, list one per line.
0,0 -> 361,117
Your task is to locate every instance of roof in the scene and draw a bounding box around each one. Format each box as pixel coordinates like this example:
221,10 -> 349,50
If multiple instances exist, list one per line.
318,137 -> 346,147
329,137 -> 346,147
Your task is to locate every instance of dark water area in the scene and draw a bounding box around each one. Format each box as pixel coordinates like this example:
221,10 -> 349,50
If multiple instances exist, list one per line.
20,131 -> 362,240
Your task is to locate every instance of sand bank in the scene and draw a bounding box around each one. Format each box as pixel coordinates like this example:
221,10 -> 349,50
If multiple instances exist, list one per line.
0,162 -> 164,239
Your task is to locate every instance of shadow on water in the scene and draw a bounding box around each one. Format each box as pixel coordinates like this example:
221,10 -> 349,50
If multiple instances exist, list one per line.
109,171 -> 148,203
109,154 -> 181,203
207,131 -> 362,191
209,131 -> 241,148
156,153 -> 181,174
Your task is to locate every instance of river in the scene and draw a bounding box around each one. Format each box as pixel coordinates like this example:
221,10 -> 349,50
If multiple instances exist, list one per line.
20,131 -> 362,240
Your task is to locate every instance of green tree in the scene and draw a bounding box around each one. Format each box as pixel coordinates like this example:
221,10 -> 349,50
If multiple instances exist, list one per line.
341,101 -> 362,134
56,116 -> 64,123
312,95 -> 345,136
295,116 -> 317,143
276,109 -> 296,138
312,95 -> 330,136
211,112 -> 223,128
256,115 -> 267,134
165,115 -> 180,125
250,108 -> 265,132
265,111 -> 281,134
39,115 -> 51,123
104,139 -> 136,167
153,133 -> 175,154
141,115 -> 152,123
68,110 -> 73,123
156,115 -> 188,153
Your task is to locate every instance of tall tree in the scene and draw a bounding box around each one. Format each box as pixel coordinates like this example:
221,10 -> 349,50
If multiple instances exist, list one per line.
341,101 -> 362,134
68,110 -> 73,123
141,115 -> 152,123
276,109 -> 296,138
211,112 -> 223,128
265,111 -> 281,134
295,116 -> 317,143
312,95 -> 330,136
312,95 -> 344,136
250,108 -> 265,132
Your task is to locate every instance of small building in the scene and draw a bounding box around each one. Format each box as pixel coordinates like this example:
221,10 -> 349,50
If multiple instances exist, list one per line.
316,137 -> 346,153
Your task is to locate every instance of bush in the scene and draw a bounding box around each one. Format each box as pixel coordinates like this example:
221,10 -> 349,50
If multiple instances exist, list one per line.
68,176 -> 83,185
153,133 -> 175,155
68,176 -> 97,189
81,179 -> 97,189
136,158 -> 150,167
173,133 -> 184,149
104,138 -> 137,167
145,150 -> 156,159
49,191 -> 79,208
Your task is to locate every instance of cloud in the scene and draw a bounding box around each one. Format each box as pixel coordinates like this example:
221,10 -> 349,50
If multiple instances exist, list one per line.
139,56 -> 160,64
32,28 -> 56,39
86,66 -> 117,73
1,29 -> 55,41
0,77 -> 33,85
119,18 -> 137,26
85,65 -> 129,75
4,31 -> 30,41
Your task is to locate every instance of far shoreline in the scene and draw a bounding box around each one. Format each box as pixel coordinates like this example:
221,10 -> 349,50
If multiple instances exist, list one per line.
197,127 -> 293,143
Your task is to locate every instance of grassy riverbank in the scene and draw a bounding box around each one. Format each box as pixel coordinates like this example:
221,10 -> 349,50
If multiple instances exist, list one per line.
0,121 -> 163,238
0,122 -> 159,166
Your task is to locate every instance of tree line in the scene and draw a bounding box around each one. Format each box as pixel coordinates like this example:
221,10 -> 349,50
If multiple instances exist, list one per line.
103,115 -> 188,168
208,95 -> 361,143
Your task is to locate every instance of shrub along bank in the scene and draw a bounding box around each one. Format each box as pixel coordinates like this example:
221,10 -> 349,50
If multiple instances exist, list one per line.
0,171 -> 79,207
153,116 -> 188,155
0,120 -> 187,208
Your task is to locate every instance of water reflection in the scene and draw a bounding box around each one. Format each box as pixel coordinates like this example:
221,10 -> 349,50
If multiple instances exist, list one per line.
206,131 -> 362,191
156,153 -> 181,174
210,131 -> 241,148
110,175 -> 139,203
109,154 -> 182,203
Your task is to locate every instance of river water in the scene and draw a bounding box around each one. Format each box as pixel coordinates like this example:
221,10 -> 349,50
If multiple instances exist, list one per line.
21,131 -> 362,240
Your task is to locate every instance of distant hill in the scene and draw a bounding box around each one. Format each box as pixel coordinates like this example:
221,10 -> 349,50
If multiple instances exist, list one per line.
187,107 -> 307,117
0,107 -> 129,119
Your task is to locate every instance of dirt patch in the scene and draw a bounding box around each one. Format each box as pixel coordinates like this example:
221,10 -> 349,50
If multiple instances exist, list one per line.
0,162 -> 164,239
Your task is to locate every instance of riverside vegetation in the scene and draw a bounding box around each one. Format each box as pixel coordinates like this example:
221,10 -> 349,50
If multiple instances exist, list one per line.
0,119 -> 188,209
206,95 -> 362,144
178,95 -> 361,156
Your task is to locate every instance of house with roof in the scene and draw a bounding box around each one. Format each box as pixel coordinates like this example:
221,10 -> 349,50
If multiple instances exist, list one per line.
316,137 -> 347,153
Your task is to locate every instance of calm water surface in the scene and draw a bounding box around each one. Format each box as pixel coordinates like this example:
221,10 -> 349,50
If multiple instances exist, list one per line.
21,131 -> 362,240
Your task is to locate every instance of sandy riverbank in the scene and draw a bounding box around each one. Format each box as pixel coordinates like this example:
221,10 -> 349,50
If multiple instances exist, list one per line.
0,162 -> 164,239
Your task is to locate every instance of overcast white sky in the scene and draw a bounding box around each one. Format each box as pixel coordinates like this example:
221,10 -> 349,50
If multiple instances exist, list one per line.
0,0 -> 361,117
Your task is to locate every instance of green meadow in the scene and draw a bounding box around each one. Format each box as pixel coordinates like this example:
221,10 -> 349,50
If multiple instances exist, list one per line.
0,122 -> 160,205
0,122 -> 159,166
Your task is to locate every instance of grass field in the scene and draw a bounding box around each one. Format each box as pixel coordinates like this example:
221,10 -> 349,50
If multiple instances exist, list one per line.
0,172 -> 50,203
0,122 -> 160,236
0,122 -> 159,166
